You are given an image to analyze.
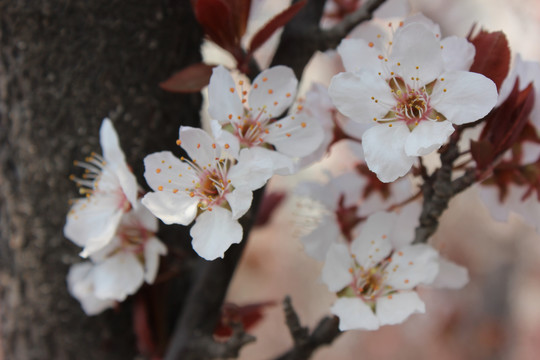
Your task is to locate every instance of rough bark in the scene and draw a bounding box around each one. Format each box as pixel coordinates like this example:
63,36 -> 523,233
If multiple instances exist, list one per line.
0,1 -> 202,359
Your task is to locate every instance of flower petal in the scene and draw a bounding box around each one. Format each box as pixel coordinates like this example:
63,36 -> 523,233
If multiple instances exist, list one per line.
362,123 -> 416,183
329,70 -> 396,123
431,70 -> 498,125
331,297 -> 379,331
225,188 -> 253,220
67,262 -> 115,316
390,23 -> 444,86
441,36 -> 475,71
301,215 -> 343,261
179,126 -> 220,166
207,65 -> 244,124
144,151 -> 196,191
375,291 -> 425,326
93,252 -> 145,301
337,38 -> 385,74
190,207 -> 242,260
228,148 -> 273,191
351,211 -> 395,269
144,237 -> 168,283
141,191 -> 198,225
100,118 -> 139,207
389,201 -> 421,248
321,243 -> 354,292
266,113 -> 324,157
249,66 -> 298,118
385,244 -> 439,290
210,119 -> 241,159
404,120 -> 455,156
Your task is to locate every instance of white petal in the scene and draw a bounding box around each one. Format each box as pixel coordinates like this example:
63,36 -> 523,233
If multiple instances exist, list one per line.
99,118 -> 139,207
390,23 -> 444,86
337,38 -> 384,74
321,243 -> 354,292
389,201 -> 422,248
67,262 -> 115,316
385,244 -> 439,290
375,291 -> 425,326
404,120 -> 455,156
374,0 -> 410,18
362,123 -> 416,183
403,13 -> 441,38
431,71 -> 498,125
93,252 -> 145,301
331,297 -> 379,331
266,114 -> 324,157
179,126 -> 220,166
207,65 -> 244,123
64,196 -> 123,250
228,148 -> 273,191
210,120 -> 240,159
329,70 -> 396,123
144,237 -> 168,284
125,200 -> 159,233
301,216 -> 342,261
351,212 -> 395,269
249,66 -> 297,118
141,191 -> 198,225
431,258 -> 469,289
225,189 -> 253,220
190,207 -> 242,260
441,36 -> 475,71
143,151 -> 196,191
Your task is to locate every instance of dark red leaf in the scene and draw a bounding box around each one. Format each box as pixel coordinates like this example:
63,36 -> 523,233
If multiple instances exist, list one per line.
469,30 -> 511,90
228,0 -> 252,40
194,0 -> 238,52
159,63 -> 215,93
248,0 -> 307,54
254,191 -> 286,227
470,140 -> 495,170
479,79 -> 535,165
214,301 -> 276,338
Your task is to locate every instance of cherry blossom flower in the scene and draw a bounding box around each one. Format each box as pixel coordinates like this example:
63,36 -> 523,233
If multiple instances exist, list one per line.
90,203 -> 167,301
142,126 -> 273,260
64,118 -> 138,257
297,165 -> 418,260
68,203 -> 167,312
208,65 -> 324,175
329,20 -> 497,182
321,211 -> 468,331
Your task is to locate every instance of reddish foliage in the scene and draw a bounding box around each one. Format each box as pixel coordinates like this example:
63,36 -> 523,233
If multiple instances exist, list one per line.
254,191 -> 286,227
159,63 -> 215,93
469,30 -> 511,90
472,79 -> 535,169
248,0 -> 307,54
214,301 -> 276,338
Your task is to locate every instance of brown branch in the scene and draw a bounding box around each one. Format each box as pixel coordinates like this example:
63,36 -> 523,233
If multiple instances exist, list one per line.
163,187 -> 266,360
414,142 -> 478,244
319,0 -> 387,51
275,297 -> 341,360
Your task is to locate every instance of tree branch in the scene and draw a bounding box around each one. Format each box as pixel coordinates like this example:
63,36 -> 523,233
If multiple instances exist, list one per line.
319,0 -> 387,51
275,297 -> 341,360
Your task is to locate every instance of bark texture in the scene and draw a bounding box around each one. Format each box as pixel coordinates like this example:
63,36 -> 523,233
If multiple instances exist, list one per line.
0,1 -> 202,359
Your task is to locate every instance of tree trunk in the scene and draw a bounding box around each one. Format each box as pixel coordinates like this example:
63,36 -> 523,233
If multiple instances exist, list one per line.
0,1 -> 202,358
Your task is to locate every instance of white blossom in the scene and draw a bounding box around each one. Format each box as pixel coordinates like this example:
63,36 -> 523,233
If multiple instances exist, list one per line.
64,118 -> 138,257
142,126 -> 273,260
329,20 -> 497,182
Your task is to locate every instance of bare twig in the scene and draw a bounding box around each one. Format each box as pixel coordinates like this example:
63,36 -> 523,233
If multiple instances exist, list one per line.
283,296 -> 310,347
319,0 -> 388,51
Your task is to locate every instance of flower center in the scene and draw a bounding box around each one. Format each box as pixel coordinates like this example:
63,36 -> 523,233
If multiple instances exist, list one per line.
193,164 -> 232,210
343,256 -> 394,302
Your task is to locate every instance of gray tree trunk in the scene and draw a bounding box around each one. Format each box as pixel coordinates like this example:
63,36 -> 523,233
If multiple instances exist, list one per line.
0,1 -> 202,358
